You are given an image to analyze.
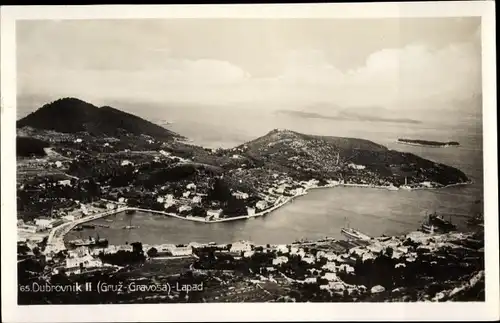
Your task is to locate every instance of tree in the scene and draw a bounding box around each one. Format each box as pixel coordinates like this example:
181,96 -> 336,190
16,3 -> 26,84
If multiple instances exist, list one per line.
147,247 -> 158,258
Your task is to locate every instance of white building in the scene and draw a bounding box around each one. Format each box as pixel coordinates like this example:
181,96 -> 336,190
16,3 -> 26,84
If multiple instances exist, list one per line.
192,196 -> 202,204
106,203 -> 116,210
370,285 -> 385,294
121,160 -> 133,166
276,245 -> 289,253
302,256 -> 315,264
188,242 -> 203,249
170,246 -> 192,256
54,161 -> 63,168
255,200 -> 268,210
272,256 -> 289,265
35,218 -> 55,230
66,254 -> 102,269
206,209 -> 223,219
329,282 -> 346,291
246,207 -> 256,216
232,191 -> 249,200
58,179 -> 72,186
243,251 -> 255,258
323,272 -> 338,281
178,205 -> 192,213
18,225 -> 37,233
186,183 -> 196,190
348,163 -> 366,170
157,197 -> 165,203
304,277 -> 317,284
159,150 -> 171,157
339,264 -> 355,274
322,261 -> 337,272
230,241 -> 252,253
182,191 -> 191,198
74,138 -> 83,143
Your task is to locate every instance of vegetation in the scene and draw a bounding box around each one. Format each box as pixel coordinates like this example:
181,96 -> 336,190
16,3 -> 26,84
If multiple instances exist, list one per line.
17,97 -> 183,141
17,137 -> 49,157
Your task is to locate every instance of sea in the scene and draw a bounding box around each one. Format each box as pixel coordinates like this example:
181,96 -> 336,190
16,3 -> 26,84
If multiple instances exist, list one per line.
55,102 -> 484,245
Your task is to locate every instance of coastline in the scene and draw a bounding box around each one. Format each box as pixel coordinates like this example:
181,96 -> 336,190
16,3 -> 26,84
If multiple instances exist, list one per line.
49,179 -> 473,247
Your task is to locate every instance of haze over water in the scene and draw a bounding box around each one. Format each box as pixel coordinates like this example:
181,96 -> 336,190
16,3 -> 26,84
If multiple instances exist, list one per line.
65,105 -> 483,245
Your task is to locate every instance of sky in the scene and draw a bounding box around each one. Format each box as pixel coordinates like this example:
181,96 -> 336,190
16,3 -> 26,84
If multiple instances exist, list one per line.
16,18 -> 482,117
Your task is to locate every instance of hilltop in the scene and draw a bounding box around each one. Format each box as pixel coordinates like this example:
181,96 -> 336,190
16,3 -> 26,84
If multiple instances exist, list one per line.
17,98 -> 182,141
222,129 -> 469,188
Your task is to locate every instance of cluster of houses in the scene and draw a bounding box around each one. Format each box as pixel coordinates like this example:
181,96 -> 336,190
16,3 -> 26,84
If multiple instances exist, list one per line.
52,246 -> 111,276
17,217 -> 65,234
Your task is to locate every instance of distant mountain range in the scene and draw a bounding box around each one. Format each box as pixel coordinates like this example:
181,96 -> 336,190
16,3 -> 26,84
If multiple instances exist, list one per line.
276,109 -> 422,125
16,97 -> 182,140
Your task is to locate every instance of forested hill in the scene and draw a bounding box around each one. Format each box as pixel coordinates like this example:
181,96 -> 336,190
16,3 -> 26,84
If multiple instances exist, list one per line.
16,98 -> 182,141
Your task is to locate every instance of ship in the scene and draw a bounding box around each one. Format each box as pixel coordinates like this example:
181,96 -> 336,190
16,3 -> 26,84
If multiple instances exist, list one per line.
80,224 -> 96,229
68,236 -> 109,248
340,219 -> 372,241
420,212 -> 457,234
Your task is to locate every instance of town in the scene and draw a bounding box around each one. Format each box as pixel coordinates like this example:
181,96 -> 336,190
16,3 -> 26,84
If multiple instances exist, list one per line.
18,209 -> 484,304
15,98 -> 479,304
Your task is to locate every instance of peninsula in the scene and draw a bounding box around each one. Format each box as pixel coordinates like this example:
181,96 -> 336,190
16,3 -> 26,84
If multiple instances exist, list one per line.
17,98 -> 470,227
397,138 -> 460,147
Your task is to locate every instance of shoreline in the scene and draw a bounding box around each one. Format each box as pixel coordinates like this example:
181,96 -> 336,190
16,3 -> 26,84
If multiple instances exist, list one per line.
51,179 -> 474,245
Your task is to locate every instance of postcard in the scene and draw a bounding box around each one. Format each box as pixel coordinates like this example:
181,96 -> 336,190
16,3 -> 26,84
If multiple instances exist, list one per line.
1,2 -> 498,322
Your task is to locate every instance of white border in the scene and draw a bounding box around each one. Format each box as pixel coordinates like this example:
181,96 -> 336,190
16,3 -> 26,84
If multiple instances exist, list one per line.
1,2 -> 498,322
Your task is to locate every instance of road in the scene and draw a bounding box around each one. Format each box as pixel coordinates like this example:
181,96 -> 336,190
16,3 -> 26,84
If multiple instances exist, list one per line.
45,206 -> 127,253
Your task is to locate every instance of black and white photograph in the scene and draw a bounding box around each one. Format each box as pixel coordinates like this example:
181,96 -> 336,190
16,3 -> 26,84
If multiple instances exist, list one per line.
1,2 -> 498,322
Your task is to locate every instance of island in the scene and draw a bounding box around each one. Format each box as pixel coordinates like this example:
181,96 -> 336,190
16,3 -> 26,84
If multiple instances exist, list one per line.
397,138 -> 460,147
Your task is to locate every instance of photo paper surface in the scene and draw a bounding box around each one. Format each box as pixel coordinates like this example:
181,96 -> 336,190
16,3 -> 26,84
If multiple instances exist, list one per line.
1,2 -> 498,322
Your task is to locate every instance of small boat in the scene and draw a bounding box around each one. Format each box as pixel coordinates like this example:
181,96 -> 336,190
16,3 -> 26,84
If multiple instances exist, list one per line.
80,224 -> 96,229
122,215 -> 138,229
105,219 -> 113,222
126,210 -> 136,215
122,225 -> 140,230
